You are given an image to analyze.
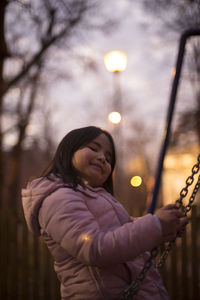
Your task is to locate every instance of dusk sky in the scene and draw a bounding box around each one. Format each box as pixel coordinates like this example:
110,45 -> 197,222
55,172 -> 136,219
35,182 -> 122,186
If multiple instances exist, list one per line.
29,0 -> 193,161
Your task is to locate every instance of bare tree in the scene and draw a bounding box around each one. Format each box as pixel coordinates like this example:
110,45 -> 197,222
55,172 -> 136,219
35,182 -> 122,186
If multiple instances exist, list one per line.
139,0 -> 200,147
0,0 -> 116,208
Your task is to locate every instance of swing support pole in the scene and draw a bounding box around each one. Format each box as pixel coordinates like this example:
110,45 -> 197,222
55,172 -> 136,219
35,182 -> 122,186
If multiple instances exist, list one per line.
148,28 -> 200,214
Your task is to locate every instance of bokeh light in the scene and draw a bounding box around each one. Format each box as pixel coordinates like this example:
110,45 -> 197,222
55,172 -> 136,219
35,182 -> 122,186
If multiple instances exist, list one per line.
108,111 -> 121,124
130,176 -> 142,187
172,67 -> 176,77
104,51 -> 127,72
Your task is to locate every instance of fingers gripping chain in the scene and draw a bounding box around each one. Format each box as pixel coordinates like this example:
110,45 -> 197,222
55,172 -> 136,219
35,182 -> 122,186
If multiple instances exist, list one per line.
119,155 -> 200,300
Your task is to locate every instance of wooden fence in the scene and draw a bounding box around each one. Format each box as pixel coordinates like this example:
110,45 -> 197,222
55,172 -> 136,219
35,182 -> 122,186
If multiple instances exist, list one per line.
160,204 -> 200,300
0,204 -> 200,300
0,207 -> 60,300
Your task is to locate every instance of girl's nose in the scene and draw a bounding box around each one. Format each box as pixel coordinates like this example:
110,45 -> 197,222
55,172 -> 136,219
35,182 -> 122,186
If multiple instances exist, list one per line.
98,152 -> 106,162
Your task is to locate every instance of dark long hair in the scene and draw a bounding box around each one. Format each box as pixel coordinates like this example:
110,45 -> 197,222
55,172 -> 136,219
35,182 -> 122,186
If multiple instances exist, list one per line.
42,126 -> 116,195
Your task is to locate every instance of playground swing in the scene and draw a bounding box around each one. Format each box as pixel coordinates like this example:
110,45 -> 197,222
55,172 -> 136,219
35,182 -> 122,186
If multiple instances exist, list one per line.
119,28 -> 200,300
119,154 -> 200,300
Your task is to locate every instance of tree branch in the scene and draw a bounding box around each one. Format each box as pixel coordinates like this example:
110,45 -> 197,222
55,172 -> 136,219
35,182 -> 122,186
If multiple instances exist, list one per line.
2,6 -> 86,97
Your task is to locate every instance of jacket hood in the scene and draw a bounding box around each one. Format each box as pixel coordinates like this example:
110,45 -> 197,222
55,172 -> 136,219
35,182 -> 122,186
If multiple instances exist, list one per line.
21,176 -> 108,236
21,176 -> 65,236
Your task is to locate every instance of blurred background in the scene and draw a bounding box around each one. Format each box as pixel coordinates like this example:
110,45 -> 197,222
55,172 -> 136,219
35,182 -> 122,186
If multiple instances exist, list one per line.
0,0 -> 200,299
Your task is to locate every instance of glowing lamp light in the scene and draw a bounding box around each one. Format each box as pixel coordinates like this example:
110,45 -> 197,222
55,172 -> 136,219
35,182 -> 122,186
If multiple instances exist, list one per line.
108,111 -> 121,124
130,176 -> 142,187
104,51 -> 127,72
172,68 -> 176,77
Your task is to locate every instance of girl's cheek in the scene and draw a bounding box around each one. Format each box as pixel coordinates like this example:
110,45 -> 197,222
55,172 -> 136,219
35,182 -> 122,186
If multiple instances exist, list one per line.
107,164 -> 112,175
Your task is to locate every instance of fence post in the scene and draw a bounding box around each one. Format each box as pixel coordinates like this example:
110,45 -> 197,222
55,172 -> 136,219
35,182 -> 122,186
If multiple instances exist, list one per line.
0,208 -> 9,299
181,230 -> 188,300
170,243 -> 179,300
191,206 -> 199,299
20,220 -> 29,299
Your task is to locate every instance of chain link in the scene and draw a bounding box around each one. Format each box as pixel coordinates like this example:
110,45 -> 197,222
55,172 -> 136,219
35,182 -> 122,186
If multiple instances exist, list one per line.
119,154 -> 200,299
157,154 -> 200,268
184,175 -> 200,214
118,248 -> 159,300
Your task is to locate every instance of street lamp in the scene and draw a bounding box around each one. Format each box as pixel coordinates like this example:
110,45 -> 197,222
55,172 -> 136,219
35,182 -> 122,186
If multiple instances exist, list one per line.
108,111 -> 121,125
104,50 -> 127,199
104,51 -> 127,73
104,51 -> 127,124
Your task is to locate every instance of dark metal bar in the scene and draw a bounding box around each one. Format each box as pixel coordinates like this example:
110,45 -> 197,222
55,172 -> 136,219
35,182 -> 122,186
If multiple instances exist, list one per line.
148,28 -> 200,214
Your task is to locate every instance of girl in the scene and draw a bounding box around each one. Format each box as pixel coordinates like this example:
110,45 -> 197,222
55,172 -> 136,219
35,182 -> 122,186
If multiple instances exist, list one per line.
22,126 -> 187,299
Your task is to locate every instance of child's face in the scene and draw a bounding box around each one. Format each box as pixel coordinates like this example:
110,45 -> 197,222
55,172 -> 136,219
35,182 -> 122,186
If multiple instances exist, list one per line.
72,133 -> 113,188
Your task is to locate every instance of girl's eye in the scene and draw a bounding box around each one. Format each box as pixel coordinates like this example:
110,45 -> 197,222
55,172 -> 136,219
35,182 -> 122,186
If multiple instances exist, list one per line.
105,156 -> 112,164
106,159 -> 111,164
88,146 -> 97,152
88,145 -> 112,164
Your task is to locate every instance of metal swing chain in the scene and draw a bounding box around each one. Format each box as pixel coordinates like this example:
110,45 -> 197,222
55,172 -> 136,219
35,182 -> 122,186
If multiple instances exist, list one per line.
176,156 -> 200,213
157,153 -> 200,268
119,154 -> 200,300
118,247 -> 159,300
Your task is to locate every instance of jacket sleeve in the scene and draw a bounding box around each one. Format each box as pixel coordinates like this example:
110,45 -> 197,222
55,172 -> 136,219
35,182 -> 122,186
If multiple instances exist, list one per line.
39,188 -> 162,267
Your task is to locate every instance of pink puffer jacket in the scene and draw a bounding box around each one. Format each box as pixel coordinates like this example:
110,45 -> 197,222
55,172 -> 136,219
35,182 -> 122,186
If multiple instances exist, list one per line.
22,176 -> 169,300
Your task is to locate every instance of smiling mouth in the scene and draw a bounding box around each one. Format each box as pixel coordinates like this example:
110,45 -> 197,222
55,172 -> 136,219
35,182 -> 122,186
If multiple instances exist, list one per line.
91,163 -> 103,173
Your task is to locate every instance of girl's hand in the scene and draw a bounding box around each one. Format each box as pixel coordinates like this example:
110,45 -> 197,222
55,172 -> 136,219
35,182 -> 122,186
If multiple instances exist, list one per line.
177,216 -> 188,237
155,204 -> 188,242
